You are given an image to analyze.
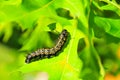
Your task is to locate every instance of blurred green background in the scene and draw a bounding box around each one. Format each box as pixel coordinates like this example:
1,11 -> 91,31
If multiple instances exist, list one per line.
0,0 -> 120,80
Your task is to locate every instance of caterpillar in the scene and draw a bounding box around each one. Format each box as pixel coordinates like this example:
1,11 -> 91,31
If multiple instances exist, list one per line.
25,29 -> 68,63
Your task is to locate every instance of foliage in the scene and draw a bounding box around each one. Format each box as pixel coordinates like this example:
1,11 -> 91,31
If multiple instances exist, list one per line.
0,0 -> 120,80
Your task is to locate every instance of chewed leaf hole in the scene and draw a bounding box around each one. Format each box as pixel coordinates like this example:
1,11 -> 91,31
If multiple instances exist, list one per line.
56,8 -> 73,20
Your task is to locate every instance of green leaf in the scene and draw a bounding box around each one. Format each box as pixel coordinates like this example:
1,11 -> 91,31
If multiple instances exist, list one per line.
92,0 -> 120,19
94,16 -> 120,38
18,19 -> 83,80
0,0 -> 109,80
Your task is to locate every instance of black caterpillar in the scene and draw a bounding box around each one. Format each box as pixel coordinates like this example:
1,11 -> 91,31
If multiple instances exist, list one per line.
25,29 -> 68,63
